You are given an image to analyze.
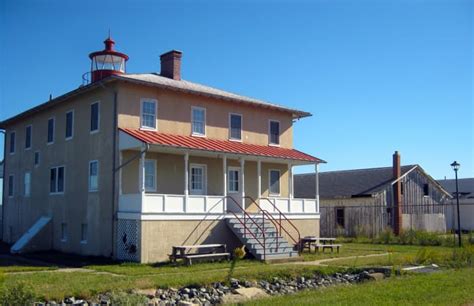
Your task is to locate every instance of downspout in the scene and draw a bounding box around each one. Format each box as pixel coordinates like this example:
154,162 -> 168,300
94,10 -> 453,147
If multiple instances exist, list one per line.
111,90 -> 118,258
1,130 -> 5,241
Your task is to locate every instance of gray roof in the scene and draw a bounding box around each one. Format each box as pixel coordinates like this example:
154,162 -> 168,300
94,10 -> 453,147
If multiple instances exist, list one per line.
295,165 -> 417,199
116,73 -> 311,119
438,178 -> 474,199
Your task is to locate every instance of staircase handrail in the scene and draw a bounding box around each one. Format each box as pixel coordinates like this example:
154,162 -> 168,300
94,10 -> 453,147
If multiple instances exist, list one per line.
225,196 -> 267,260
251,196 -> 302,252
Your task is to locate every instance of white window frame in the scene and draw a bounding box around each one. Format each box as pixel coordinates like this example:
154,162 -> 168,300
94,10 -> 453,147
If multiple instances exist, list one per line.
8,174 -> 14,198
34,151 -> 40,168
229,113 -> 243,141
88,160 -> 99,192
228,167 -> 240,194
24,172 -> 31,197
65,109 -> 74,140
144,159 -> 157,192
9,131 -> 16,155
80,223 -> 88,244
50,166 -> 66,195
268,169 -> 281,196
190,163 -> 207,195
140,98 -> 158,131
47,117 -> 55,145
191,106 -> 206,137
25,125 -> 32,150
61,223 -> 68,242
90,101 -> 100,134
268,119 -> 280,146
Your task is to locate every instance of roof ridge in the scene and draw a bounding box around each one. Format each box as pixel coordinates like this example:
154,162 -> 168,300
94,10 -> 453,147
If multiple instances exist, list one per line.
295,164 -> 417,176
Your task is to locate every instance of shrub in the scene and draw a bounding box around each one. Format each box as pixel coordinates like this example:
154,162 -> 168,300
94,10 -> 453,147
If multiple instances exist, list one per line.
233,246 -> 246,260
376,227 -> 396,244
108,291 -> 148,305
468,231 -> 474,245
449,245 -> 474,268
414,248 -> 438,265
399,229 -> 417,245
0,282 -> 36,306
415,231 -> 442,246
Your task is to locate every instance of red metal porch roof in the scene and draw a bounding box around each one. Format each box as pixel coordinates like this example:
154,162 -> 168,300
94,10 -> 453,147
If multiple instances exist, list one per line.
120,128 -> 324,163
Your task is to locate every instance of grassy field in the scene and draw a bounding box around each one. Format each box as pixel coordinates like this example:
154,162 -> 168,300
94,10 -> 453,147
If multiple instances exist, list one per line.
2,243 -> 472,301
244,268 -> 474,306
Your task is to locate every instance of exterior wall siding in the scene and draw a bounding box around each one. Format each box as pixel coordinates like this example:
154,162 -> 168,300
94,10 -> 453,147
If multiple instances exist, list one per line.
117,82 -> 294,148
2,86 -> 116,257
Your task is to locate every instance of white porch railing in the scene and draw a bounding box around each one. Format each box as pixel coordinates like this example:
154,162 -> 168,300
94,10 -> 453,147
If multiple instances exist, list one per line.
119,193 -> 319,214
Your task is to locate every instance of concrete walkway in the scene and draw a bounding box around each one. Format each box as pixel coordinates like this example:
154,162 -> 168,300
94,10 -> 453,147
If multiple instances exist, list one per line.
281,252 -> 390,266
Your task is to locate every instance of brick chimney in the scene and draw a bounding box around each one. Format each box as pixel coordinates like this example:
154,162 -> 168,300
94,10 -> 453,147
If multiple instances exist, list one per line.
392,151 -> 403,235
160,50 -> 182,80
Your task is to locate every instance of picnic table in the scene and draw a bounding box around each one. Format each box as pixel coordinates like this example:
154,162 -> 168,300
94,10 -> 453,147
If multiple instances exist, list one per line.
300,237 -> 341,253
169,244 -> 230,265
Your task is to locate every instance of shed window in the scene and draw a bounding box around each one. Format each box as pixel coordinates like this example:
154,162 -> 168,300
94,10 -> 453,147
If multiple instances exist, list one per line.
229,113 -> 242,140
47,118 -> 55,144
423,184 -> 429,196
192,107 -> 206,136
90,102 -> 100,132
336,208 -> 345,228
269,169 -> 280,195
25,125 -> 32,149
66,110 -> 74,139
269,120 -> 280,145
141,100 -> 157,129
9,131 -> 15,154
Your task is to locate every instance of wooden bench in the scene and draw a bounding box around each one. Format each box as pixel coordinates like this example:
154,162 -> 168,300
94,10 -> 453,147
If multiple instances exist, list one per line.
300,237 -> 341,253
169,244 -> 230,265
316,244 -> 341,253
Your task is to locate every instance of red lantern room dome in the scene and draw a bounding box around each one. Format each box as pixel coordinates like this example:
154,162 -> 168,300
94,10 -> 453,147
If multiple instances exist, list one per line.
88,36 -> 129,83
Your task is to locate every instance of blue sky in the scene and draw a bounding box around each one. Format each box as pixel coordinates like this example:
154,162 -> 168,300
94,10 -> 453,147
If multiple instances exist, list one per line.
0,0 -> 472,179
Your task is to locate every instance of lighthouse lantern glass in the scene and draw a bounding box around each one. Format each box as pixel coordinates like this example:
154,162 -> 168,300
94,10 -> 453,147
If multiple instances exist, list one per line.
92,54 -> 125,72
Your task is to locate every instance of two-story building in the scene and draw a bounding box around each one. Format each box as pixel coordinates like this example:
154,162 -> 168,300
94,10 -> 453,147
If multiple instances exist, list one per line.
1,37 -> 324,263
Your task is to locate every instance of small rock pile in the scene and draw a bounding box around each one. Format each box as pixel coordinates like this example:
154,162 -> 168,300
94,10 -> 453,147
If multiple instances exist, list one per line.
37,269 -> 390,305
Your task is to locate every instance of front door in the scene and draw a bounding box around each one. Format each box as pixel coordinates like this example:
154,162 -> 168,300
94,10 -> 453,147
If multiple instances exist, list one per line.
227,167 -> 242,212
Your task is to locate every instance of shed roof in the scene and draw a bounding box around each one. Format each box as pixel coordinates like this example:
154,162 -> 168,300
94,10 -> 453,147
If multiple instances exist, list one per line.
294,165 -> 417,199
120,128 -> 324,163
438,178 -> 474,199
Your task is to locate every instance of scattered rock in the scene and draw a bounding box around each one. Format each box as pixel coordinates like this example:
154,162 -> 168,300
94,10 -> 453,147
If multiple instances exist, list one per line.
368,273 -> 385,281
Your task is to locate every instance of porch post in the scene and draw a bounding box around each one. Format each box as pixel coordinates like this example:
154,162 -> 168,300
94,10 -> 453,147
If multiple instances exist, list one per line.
139,150 -> 146,206
240,158 -> 245,211
223,155 -> 227,212
288,163 -> 293,199
184,153 -> 189,212
315,163 -> 320,213
119,151 -> 123,195
257,160 -> 262,200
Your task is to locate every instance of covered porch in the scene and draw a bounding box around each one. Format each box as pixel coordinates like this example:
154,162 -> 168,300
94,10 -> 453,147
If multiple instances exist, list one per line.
118,129 -> 323,219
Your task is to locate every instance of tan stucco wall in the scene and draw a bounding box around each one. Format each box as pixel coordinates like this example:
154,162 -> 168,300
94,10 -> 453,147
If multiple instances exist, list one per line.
2,85 -> 117,257
139,218 -> 320,263
117,82 -> 294,148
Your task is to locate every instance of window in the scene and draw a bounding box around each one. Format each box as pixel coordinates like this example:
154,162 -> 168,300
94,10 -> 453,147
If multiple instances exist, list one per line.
81,224 -> 88,244
90,102 -> 100,132
336,208 -> 345,228
228,168 -> 240,193
269,169 -> 280,195
25,125 -> 32,149
190,164 -> 206,195
89,160 -> 99,192
269,120 -> 280,145
140,99 -> 157,130
50,166 -> 65,194
47,118 -> 55,144
9,131 -> 15,154
34,151 -> 40,167
24,172 -> 31,197
191,107 -> 206,136
61,223 -> 68,242
144,159 -> 156,192
8,175 -> 14,197
423,184 -> 429,196
229,113 -> 242,140
65,110 -> 74,139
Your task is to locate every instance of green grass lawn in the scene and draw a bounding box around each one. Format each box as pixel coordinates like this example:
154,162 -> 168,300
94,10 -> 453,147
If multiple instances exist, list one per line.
2,243 -> 472,301
243,268 -> 474,306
